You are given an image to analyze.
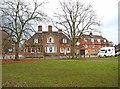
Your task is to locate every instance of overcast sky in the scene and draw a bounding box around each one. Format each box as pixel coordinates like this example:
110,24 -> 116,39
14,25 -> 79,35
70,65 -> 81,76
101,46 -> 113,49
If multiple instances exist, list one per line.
35,0 -> 118,45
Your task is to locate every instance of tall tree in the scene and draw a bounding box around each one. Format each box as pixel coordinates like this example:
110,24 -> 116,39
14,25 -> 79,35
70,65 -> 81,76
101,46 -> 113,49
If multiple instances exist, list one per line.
53,0 -> 100,58
0,0 -> 46,60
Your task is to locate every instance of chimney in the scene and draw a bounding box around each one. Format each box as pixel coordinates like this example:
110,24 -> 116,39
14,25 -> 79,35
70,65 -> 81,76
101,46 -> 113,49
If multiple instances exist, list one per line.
58,29 -> 62,33
38,25 -> 42,33
48,25 -> 52,32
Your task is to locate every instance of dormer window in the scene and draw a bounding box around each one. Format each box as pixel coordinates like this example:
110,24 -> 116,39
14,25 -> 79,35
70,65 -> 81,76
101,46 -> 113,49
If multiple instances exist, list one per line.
47,37 -> 54,43
34,39 -> 38,44
63,38 -> 67,43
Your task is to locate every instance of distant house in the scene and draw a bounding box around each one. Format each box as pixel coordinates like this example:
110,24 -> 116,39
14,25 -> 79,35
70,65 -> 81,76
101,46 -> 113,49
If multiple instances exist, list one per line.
77,32 -> 109,55
23,25 -> 109,58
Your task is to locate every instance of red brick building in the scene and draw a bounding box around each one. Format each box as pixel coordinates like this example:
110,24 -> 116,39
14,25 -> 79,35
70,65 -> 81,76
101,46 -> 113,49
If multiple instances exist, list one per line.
24,25 -> 71,58
77,33 -> 109,55
23,25 -> 109,58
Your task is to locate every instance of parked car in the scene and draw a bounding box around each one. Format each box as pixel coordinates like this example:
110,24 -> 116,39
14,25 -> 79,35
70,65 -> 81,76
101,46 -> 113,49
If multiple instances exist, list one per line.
97,47 -> 115,57
115,51 -> 120,56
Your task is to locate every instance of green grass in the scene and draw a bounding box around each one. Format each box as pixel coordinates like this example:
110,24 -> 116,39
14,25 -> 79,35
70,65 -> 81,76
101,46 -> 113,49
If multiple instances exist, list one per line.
2,57 -> 118,87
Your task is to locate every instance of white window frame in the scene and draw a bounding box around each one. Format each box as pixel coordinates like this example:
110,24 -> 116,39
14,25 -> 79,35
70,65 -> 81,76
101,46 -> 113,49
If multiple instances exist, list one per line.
63,38 -> 67,43
84,38 -> 87,42
76,42 -> 80,46
92,50 -> 95,54
85,45 -> 88,48
34,39 -> 38,44
91,39 -> 94,42
24,48 -> 28,53
37,48 -> 42,53
60,47 -> 64,53
85,50 -> 88,55
45,46 -> 57,53
66,47 -> 70,53
49,47 -> 52,52
97,39 -> 101,43
104,39 -> 106,42
31,48 -> 35,53
47,37 -> 54,43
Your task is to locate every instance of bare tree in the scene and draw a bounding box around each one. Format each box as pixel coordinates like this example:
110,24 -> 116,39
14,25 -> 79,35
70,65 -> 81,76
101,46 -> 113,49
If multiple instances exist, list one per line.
53,0 -> 100,58
0,0 -> 46,60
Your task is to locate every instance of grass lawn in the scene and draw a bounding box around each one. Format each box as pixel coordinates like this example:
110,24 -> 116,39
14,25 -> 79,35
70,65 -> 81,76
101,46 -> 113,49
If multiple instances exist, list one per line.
2,57 -> 118,87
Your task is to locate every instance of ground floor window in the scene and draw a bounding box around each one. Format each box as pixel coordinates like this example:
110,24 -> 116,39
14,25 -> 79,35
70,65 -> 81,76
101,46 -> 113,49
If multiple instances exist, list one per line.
49,47 -> 52,52
37,48 -> 42,53
45,45 -> 57,53
60,47 -> 64,53
31,48 -> 35,53
92,50 -> 95,54
66,47 -> 70,53
85,50 -> 88,55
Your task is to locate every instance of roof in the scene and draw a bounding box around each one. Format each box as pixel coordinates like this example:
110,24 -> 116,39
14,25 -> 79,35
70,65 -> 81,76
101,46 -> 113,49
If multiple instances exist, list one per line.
25,31 -> 71,45
81,34 -> 107,40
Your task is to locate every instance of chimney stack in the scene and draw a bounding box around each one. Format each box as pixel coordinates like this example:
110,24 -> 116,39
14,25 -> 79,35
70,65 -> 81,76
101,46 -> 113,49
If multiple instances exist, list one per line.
38,25 -> 42,33
58,29 -> 62,33
48,25 -> 52,32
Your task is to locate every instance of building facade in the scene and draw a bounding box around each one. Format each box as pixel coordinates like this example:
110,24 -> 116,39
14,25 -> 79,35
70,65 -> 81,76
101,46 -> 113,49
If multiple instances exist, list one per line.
78,33 -> 109,55
24,25 -> 71,58
23,25 -> 109,58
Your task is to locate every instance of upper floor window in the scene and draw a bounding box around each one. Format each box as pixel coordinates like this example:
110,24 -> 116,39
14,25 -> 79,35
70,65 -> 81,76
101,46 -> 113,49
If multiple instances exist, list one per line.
91,39 -> 94,42
76,42 -> 80,46
97,39 -> 101,43
66,47 -> 70,53
47,37 -> 54,43
85,45 -> 88,48
104,39 -> 106,42
63,38 -> 67,43
60,47 -> 64,53
34,39 -> 38,44
84,38 -> 87,42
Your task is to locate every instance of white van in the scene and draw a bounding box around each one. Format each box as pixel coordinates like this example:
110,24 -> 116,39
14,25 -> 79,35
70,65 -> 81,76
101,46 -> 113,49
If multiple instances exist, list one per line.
97,47 -> 115,57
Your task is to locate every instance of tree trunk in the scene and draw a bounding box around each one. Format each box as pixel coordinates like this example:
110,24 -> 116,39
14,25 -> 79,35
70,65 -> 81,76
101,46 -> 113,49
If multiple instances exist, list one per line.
72,43 -> 76,59
15,43 -> 19,60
